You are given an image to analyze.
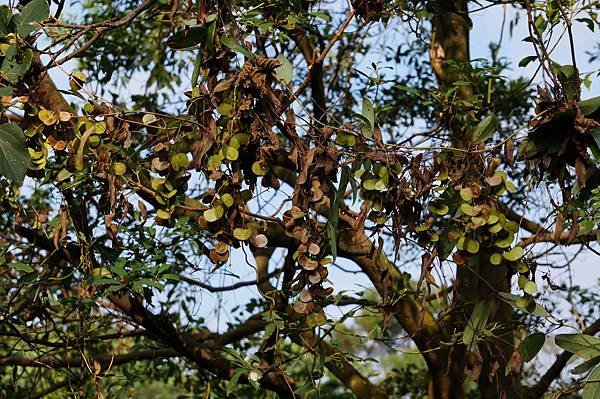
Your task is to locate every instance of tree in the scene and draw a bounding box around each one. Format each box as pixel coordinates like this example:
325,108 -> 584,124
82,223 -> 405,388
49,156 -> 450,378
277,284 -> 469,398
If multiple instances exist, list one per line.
0,0 -> 599,397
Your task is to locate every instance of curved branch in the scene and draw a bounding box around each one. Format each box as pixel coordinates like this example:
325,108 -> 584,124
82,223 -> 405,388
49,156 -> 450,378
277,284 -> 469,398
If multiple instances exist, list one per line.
281,10 -> 355,117
46,0 -> 158,67
180,267 -> 282,293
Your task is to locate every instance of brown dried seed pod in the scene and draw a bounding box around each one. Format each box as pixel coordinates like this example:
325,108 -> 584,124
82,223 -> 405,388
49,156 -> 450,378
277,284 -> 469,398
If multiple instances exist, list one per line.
319,268 -> 329,280
251,234 -> 268,248
308,243 -> 320,256
290,206 -> 304,219
299,290 -> 313,303
209,249 -> 229,263
291,227 -> 308,242
310,187 -> 323,202
308,272 -> 322,284
298,255 -> 319,271
214,241 -> 229,254
293,300 -> 313,315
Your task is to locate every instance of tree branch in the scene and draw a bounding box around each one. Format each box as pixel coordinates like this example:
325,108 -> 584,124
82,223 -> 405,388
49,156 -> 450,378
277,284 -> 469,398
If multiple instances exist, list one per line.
0,347 -> 177,370
180,267 -> 282,292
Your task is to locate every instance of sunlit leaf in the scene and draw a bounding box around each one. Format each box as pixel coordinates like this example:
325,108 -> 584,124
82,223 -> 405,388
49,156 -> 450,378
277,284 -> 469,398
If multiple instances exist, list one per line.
233,227 -> 252,241
11,262 -> 33,273
463,301 -> 490,346
503,246 -> 524,261
360,97 -> 375,138
583,365 -> 600,399
204,205 -> 224,222
275,54 -> 293,84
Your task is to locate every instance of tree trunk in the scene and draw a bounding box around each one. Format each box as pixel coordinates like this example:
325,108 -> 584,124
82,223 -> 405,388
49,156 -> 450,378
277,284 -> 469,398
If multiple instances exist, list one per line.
427,2 -> 521,398
427,354 -> 466,399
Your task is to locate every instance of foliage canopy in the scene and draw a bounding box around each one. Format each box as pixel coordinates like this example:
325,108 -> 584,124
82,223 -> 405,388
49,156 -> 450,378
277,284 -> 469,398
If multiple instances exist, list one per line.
0,0 -> 600,398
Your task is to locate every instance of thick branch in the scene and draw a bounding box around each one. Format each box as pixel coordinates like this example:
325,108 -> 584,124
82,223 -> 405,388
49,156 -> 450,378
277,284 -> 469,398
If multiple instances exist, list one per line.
337,231 -> 443,365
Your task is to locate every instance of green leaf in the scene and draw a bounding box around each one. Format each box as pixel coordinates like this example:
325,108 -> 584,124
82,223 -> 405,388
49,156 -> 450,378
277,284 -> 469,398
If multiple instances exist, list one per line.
309,11 -> 332,22
94,121 -> 106,134
503,246 -> 524,261
225,146 -> 238,161
207,154 -> 223,170
553,63 -> 579,101
518,56 -> 538,68
167,24 -> 214,50
0,85 -> 13,96
367,323 -> 381,340
495,233 -> 514,248
0,6 -> 12,36
171,153 -> 189,170
555,334 -> 600,360
583,365 -> 600,399
328,170 -> 350,261
0,122 -> 30,183
142,113 -> 157,125
306,308 -> 327,327
463,301 -> 491,346
490,253 -> 503,265
221,193 -> 234,208
233,227 -> 252,241
275,54 -> 293,84
361,97 -> 375,138
523,280 -> 537,295
113,162 -> 127,176
362,179 -> 378,191
499,292 -> 549,317
264,322 -> 276,338
16,0 -> 49,36
473,115 -> 499,142
10,262 -> 34,273
0,46 -> 33,84
324,222 -> 336,262
488,223 -> 503,234
460,203 -> 475,216
251,161 -> 268,176
589,130 -> 600,161
580,96 -> 600,116
204,205 -> 224,222
157,209 -> 173,220
573,357 -> 600,375
466,239 -> 480,254
220,37 -> 253,59
517,332 -> 545,362
460,187 -> 473,202
429,202 -> 449,215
